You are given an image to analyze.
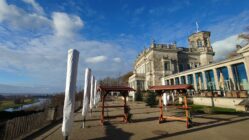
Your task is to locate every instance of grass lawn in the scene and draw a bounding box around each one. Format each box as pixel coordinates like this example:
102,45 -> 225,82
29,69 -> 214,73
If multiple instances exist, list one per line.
0,98 -> 36,111
189,104 -> 237,114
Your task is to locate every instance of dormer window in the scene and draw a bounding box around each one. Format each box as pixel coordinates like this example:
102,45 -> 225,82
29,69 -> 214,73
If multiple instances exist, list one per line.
197,39 -> 202,48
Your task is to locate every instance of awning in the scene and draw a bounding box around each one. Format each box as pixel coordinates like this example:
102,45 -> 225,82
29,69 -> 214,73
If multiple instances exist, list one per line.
149,84 -> 194,91
98,86 -> 135,92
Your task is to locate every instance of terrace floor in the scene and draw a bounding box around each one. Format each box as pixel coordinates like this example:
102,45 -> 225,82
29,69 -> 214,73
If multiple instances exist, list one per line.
31,98 -> 249,140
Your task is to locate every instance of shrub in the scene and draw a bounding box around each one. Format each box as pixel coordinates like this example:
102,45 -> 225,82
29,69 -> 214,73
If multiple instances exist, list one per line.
145,91 -> 158,107
135,92 -> 143,101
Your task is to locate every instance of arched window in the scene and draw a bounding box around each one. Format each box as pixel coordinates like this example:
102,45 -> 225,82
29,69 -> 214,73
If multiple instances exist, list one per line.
197,39 -> 202,48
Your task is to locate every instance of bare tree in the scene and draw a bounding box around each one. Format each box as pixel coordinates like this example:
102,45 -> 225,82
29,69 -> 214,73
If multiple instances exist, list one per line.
99,71 -> 133,86
238,26 -> 249,43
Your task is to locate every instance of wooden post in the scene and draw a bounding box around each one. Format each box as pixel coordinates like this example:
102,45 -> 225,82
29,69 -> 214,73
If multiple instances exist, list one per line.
183,91 -> 189,128
124,92 -> 127,123
159,92 -> 163,123
101,93 -> 105,125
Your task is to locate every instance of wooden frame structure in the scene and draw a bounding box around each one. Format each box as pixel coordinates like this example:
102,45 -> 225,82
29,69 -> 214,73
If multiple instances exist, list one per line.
97,86 -> 135,125
149,84 -> 194,128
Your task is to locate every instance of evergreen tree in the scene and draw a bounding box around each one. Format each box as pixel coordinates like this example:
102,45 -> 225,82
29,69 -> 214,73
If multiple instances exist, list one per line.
145,91 -> 158,107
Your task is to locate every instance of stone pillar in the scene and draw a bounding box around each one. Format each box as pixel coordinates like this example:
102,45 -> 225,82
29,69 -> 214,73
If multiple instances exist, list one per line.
179,77 -> 182,84
193,73 -> 197,91
202,71 -> 207,90
185,75 -> 188,84
161,78 -> 165,85
62,49 -> 79,137
213,68 -> 220,90
227,65 -> 236,90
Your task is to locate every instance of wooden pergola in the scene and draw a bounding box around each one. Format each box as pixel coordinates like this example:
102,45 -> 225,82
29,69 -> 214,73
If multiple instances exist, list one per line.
97,86 -> 135,125
149,84 -> 194,128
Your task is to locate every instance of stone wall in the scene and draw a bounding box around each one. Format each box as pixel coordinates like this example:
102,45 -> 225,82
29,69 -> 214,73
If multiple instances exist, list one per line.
192,97 -> 244,109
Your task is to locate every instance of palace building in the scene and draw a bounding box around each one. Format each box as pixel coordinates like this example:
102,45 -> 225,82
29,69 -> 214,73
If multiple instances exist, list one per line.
129,31 -> 249,92
129,31 -> 215,91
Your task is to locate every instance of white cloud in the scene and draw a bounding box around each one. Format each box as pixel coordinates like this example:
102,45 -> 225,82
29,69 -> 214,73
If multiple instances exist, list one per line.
113,57 -> 121,63
208,11 -> 249,42
22,0 -> 45,15
0,0 -> 50,29
0,34 -> 134,92
52,12 -> 84,38
85,55 -> 107,63
0,0 -> 136,93
212,34 -> 244,61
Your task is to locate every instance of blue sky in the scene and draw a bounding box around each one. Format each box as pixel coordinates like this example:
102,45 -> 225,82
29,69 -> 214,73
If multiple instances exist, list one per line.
0,0 -> 249,93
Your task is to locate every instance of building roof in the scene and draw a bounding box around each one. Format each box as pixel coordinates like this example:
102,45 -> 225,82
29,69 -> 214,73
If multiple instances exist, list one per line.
237,44 -> 249,54
188,31 -> 211,37
98,86 -> 135,92
149,84 -> 194,91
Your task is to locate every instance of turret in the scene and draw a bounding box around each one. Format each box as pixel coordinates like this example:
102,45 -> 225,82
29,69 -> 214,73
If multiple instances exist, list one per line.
188,31 -> 215,65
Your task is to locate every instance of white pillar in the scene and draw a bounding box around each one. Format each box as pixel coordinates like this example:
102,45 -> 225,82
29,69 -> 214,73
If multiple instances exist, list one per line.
213,68 -> 220,90
202,71 -> 207,90
62,49 -> 79,137
161,78 -> 165,85
90,75 -> 95,111
185,75 -> 188,84
171,92 -> 174,104
193,73 -> 197,91
132,92 -> 135,101
227,65 -> 235,90
82,68 -> 91,118
93,79 -> 98,107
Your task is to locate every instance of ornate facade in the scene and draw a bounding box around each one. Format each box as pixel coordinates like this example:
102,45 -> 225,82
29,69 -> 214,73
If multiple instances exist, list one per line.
129,31 -> 215,91
163,44 -> 249,92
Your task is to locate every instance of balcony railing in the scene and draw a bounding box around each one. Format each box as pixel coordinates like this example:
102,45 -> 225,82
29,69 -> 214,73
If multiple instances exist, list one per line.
134,73 -> 145,78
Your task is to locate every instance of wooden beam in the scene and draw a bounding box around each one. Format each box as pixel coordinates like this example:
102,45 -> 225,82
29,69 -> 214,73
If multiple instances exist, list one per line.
163,116 -> 187,121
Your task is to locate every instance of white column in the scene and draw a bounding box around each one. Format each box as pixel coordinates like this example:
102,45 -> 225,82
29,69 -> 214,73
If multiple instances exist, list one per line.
90,75 -> 95,110
227,65 -> 236,90
193,73 -> 197,90
213,68 -> 220,90
161,78 -> 165,85
62,49 -> 79,137
82,68 -> 91,128
202,71 -> 207,90
179,77 -> 182,84
171,92 -> 174,104
185,75 -> 188,84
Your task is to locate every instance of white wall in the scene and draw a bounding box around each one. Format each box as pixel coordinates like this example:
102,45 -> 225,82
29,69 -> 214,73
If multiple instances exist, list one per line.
192,97 -> 244,109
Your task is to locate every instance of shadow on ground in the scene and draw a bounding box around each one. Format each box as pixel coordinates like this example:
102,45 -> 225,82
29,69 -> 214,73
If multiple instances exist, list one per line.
144,115 -> 249,140
90,122 -> 133,140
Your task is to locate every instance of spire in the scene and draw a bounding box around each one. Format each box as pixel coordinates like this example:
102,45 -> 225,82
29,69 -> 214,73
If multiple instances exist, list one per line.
196,21 -> 199,33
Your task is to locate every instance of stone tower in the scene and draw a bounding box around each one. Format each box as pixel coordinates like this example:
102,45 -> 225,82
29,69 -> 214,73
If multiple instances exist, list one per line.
188,31 -> 215,65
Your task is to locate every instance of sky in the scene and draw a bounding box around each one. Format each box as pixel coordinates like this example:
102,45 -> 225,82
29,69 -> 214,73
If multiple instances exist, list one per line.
0,0 -> 249,93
